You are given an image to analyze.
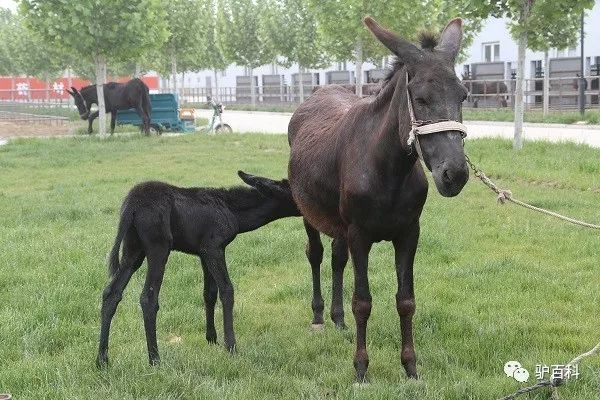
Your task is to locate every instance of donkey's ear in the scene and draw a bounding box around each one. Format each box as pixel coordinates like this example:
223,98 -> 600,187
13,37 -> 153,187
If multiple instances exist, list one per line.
435,18 -> 463,61
364,16 -> 421,63
66,89 -> 74,96
70,86 -> 79,93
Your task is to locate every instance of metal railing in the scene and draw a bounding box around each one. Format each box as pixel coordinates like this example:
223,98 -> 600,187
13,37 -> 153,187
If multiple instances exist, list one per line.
160,75 -> 600,112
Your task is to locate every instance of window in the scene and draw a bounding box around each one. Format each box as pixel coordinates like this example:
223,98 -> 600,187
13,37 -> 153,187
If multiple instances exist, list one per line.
483,42 -> 500,62
555,47 -> 577,58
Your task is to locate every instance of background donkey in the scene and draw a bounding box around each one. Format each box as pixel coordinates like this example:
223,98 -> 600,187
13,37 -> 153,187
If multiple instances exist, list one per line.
97,171 -> 300,367
67,78 -> 151,135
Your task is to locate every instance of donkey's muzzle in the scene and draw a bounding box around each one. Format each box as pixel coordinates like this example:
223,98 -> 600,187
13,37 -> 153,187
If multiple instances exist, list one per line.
433,159 -> 469,197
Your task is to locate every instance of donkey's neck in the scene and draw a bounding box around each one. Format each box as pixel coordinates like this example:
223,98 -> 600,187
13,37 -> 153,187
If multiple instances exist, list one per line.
369,69 -> 417,173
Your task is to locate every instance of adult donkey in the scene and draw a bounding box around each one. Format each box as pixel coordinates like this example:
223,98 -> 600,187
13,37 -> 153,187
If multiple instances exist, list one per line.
67,78 -> 151,135
288,17 -> 469,382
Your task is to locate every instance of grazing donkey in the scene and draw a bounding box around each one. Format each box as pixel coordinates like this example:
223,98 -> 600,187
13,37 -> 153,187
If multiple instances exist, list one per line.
67,78 -> 151,135
96,171 -> 300,367
288,17 -> 469,382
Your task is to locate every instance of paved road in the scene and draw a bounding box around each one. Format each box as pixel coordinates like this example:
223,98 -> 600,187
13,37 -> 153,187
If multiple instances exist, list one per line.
196,109 -> 600,148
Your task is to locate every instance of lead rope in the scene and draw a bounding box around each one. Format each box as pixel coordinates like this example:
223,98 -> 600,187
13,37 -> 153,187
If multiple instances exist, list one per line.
465,154 -> 600,230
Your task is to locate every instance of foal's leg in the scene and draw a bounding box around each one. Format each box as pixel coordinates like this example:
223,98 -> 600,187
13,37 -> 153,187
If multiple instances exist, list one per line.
392,223 -> 420,379
303,219 -> 324,327
140,245 -> 169,365
97,234 -> 145,367
330,237 -> 348,329
202,248 -> 236,352
200,257 -> 218,344
348,225 -> 373,383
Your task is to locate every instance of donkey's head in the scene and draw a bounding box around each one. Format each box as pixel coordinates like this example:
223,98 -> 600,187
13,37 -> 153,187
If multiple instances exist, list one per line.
365,17 -> 469,197
66,87 -> 90,120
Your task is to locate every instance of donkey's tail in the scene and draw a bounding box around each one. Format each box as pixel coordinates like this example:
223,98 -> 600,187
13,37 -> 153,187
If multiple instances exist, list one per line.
108,202 -> 134,277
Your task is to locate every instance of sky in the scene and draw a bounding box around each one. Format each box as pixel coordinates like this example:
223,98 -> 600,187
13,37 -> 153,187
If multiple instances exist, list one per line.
0,0 -> 16,11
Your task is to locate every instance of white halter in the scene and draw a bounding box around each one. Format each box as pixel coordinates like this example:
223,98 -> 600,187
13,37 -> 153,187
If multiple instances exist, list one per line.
405,72 -> 468,158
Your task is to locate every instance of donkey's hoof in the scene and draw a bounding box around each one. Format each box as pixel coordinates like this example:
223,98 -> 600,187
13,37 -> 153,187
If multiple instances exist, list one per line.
353,377 -> 370,387
310,323 -> 325,331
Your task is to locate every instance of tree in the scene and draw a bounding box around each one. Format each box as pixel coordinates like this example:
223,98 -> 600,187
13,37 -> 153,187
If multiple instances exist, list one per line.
261,0 -> 329,102
162,0 -> 204,94
197,0 -> 229,101
217,0 -> 275,108
20,0 -> 168,136
472,0 -> 593,150
309,0 -> 486,95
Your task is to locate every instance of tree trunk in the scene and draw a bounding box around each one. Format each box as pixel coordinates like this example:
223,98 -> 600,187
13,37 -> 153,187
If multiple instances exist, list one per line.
249,66 -> 256,108
134,63 -> 141,78
11,76 -> 15,101
299,64 -> 305,103
67,68 -> 73,107
355,37 -> 363,96
214,69 -> 219,102
543,50 -> 550,116
96,55 -> 107,137
171,47 -> 178,94
513,31 -> 527,150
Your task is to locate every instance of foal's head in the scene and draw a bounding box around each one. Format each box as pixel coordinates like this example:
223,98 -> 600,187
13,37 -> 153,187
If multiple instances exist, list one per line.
365,17 -> 469,197
66,86 -> 90,120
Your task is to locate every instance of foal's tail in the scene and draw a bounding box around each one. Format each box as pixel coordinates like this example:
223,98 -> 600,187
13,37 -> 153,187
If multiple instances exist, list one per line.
108,202 -> 134,277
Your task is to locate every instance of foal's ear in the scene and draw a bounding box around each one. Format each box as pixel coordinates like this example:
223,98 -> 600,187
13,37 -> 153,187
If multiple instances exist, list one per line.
363,16 -> 421,64
435,18 -> 463,61
238,170 -> 289,199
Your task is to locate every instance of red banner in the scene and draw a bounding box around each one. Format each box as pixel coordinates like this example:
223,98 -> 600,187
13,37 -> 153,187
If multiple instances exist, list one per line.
0,75 -> 159,100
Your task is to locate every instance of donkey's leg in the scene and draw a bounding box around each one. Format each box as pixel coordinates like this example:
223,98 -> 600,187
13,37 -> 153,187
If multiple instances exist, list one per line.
87,111 -> 99,134
303,219 -> 324,327
110,110 -> 117,134
135,104 -> 149,135
348,225 -> 373,383
97,234 -> 145,367
392,223 -> 420,379
330,237 -> 348,329
200,257 -> 218,344
140,245 -> 169,365
202,247 -> 236,353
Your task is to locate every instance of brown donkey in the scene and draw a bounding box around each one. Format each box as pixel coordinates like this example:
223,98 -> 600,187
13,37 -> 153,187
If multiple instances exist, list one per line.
288,17 -> 469,382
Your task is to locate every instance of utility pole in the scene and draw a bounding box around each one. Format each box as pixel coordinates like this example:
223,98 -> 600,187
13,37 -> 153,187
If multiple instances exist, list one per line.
579,12 -> 585,117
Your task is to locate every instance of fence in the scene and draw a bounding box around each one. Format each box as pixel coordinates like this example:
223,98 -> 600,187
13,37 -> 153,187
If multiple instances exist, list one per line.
0,98 -> 72,137
2,76 -> 600,112
161,75 -> 600,112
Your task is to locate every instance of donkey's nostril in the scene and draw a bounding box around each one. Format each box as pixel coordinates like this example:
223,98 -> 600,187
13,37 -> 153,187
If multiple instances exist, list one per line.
442,168 -> 452,182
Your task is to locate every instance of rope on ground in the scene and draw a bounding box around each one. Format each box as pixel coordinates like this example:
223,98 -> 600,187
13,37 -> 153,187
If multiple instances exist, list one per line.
498,342 -> 600,400
464,155 -> 600,230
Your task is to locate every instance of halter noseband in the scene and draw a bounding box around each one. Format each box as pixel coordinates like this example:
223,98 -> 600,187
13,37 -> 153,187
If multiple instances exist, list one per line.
405,72 -> 468,158
76,91 -> 89,118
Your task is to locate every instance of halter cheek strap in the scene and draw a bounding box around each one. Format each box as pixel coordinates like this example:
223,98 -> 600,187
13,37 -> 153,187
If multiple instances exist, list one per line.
405,72 -> 468,158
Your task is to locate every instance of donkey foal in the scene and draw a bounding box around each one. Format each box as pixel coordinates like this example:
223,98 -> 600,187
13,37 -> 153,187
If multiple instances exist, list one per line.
97,171 -> 300,367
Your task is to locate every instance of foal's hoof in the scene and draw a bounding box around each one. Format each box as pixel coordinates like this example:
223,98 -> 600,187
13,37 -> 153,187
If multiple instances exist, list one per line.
353,376 -> 370,387
334,321 -> 347,330
225,343 -> 237,355
310,323 -> 325,331
149,356 -> 161,366
95,354 -> 109,369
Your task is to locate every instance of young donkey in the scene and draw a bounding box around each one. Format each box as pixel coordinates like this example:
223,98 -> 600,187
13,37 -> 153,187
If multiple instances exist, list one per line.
97,171 -> 300,367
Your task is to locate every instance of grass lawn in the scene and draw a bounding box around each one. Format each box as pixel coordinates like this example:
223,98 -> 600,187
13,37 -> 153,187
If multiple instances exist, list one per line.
0,133 -> 599,399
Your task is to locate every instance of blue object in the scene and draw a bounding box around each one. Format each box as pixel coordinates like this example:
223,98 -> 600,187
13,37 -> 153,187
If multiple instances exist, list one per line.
116,93 -> 196,133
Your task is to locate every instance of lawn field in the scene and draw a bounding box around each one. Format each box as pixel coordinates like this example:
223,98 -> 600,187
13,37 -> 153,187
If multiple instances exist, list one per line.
0,133 -> 599,399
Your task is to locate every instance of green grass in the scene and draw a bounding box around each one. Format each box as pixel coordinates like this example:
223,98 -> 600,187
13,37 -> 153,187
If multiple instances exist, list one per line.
0,133 -> 599,399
